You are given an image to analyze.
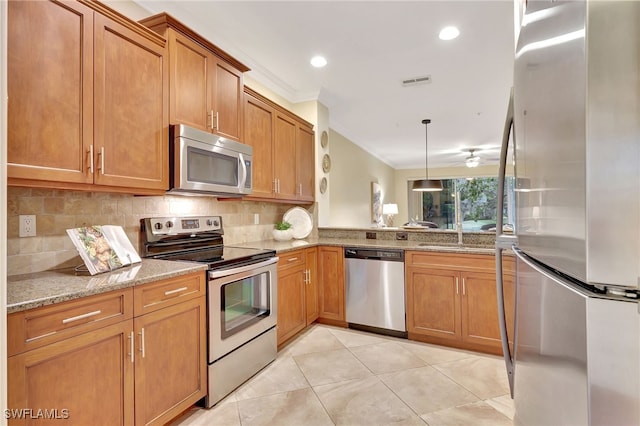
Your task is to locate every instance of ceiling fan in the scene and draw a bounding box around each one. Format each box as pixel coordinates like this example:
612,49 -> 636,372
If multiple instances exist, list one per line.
465,149 -> 481,168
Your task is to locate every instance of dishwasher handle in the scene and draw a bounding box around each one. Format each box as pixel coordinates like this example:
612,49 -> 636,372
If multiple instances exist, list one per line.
344,247 -> 404,262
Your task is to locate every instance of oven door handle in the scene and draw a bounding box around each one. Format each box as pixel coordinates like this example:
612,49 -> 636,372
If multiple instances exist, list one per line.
208,256 -> 279,279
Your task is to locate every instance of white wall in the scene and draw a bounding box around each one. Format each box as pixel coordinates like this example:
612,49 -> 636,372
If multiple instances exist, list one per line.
1,0 -> 8,422
329,129 -> 396,227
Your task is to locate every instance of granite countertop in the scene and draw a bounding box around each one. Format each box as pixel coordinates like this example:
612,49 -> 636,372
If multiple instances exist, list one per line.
7,237 -> 497,315
7,259 -> 207,314
233,237 -> 497,255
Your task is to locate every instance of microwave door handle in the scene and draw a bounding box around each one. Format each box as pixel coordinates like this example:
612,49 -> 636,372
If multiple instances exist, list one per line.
238,153 -> 247,191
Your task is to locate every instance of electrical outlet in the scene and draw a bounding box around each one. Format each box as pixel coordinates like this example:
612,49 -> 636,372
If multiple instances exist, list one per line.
396,232 -> 408,241
19,215 -> 37,237
254,213 -> 260,225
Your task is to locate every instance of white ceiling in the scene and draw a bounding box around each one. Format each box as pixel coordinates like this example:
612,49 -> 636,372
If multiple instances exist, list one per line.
137,1 -> 515,169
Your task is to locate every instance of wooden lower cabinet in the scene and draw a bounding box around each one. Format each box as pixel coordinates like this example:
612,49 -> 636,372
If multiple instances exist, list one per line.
7,272 -> 206,426
317,246 -> 346,325
8,320 -> 135,426
134,296 -> 206,426
405,251 -> 514,355
276,248 -> 318,346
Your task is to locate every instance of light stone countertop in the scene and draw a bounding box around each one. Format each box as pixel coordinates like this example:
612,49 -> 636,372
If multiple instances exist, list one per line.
7,238 -> 498,315
232,237 -> 497,255
7,259 -> 207,314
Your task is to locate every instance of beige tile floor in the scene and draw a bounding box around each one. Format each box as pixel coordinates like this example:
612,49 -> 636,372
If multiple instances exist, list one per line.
172,324 -> 514,426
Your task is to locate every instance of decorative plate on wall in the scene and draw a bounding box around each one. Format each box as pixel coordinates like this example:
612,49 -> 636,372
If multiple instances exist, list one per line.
320,131 -> 329,148
322,154 -> 331,173
319,177 -> 328,194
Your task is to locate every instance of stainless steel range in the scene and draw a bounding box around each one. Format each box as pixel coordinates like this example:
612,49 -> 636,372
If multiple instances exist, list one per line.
140,216 -> 278,407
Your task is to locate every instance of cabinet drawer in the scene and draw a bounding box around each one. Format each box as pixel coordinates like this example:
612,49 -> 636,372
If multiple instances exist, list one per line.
7,288 -> 133,356
278,250 -> 305,270
406,251 -> 495,272
134,272 -> 205,316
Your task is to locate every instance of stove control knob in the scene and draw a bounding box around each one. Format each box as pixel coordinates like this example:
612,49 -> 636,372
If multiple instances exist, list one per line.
165,221 -> 174,229
214,219 -> 220,227
154,222 -> 163,230
206,219 -> 213,227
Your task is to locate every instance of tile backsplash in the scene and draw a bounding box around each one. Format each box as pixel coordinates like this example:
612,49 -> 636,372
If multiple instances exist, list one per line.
7,187 -> 316,276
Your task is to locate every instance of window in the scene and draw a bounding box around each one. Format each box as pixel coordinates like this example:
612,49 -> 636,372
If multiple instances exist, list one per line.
407,177 -> 515,231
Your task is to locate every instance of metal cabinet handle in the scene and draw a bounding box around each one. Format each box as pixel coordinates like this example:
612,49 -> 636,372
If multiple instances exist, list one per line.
97,147 -> 105,175
215,111 -> 219,129
210,110 -> 215,130
288,257 -> 298,262
139,328 -> 145,358
128,331 -> 134,363
88,146 -> 94,174
62,310 -> 101,324
455,277 -> 459,295
164,286 -> 188,296
462,278 -> 466,296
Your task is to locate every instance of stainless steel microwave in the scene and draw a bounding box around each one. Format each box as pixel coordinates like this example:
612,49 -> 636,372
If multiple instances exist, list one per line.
169,124 -> 252,196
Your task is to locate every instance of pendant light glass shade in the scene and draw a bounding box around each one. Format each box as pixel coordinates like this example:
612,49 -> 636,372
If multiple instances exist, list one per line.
412,118 -> 443,192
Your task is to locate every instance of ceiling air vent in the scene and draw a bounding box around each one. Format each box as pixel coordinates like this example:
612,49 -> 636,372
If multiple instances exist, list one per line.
402,75 -> 432,87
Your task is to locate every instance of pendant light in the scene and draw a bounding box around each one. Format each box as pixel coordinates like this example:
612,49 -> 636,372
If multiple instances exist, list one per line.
412,119 -> 443,191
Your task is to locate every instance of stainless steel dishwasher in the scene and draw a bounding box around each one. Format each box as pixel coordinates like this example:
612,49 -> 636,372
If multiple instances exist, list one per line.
345,247 -> 406,337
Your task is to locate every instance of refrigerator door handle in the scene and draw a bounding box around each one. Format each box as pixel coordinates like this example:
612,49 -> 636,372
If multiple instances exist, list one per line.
496,87 -> 516,398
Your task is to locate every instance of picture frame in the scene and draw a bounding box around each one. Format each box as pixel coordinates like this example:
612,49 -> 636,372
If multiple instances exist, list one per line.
371,182 -> 382,225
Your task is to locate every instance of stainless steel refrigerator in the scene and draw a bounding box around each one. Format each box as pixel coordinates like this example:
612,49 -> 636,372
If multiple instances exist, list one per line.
495,1 -> 640,425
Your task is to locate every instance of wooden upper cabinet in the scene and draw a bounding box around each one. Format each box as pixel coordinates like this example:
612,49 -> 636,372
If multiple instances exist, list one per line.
274,112 -> 298,200
140,13 -> 248,142
297,125 -> 315,202
168,30 -> 211,131
7,0 -> 168,194
7,0 -> 94,184
213,60 -> 243,140
243,93 -> 275,198
93,13 -> 168,190
243,87 -> 316,203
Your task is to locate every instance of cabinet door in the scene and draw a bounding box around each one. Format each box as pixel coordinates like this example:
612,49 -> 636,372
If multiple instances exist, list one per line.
7,0 -> 94,184
277,265 -> 307,345
296,125 -> 315,202
273,112 -> 298,199
134,296 -> 207,426
168,30 -> 212,131
93,13 -> 168,191
7,321 -> 134,426
405,267 -> 461,341
305,248 -> 319,325
318,246 -> 346,323
213,59 -> 243,141
244,93 -> 275,198
460,271 -> 505,348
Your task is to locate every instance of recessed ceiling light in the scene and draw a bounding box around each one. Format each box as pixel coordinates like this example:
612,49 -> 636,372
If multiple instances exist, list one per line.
439,26 -> 460,41
310,55 -> 327,68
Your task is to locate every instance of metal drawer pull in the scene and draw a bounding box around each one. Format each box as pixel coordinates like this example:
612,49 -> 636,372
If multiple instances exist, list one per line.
164,286 -> 188,296
62,310 -> 102,324
139,328 -> 146,358
288,257 -> 298,262
128,331 -> 134,363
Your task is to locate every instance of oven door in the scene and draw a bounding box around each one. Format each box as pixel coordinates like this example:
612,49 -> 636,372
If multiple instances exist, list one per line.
208,257 -> 278,362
